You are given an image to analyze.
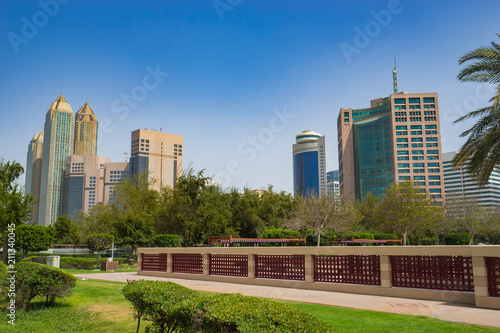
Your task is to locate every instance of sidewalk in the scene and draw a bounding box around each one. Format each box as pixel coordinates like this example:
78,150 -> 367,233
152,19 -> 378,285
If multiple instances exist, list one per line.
74,272 -> 500,328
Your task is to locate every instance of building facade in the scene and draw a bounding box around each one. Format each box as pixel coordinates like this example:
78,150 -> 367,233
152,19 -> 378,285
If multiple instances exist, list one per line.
25,130 -> 44,224
293,130 -> 326,197
74,100 -> 98,155
443,151 -> 500,209
61,155 -> 111,218
38,93 -> 75,226
338,92 -> 445,202
130,129 -> 183,191
326,170 -> 340,199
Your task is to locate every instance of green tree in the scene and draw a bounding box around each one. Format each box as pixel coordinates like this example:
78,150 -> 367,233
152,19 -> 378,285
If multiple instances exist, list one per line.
114,174 -> 159,258
156,168 -> 211,245
230,188 -> 263,238
86,233 -> 114,258
453,34 -> 500,185
54,215 -> 80,244
15,224 -> 54,256
356,193 -> 380,231
375,182 -> 444,245
446,194 -> 499,245
286,193 -> 359,246
0,160 -> 35,262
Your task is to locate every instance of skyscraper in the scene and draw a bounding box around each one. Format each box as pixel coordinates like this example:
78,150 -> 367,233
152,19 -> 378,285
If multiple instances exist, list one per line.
25,130 -> 44,224
61,155 -> 111,218
443,151 -> 500,209
38,92 -> 75,226
292,130 -> 326,197
130,129 -> 183,191
74,100 -> 98,155
338,92 -> 445,202
326,170 -> 340,199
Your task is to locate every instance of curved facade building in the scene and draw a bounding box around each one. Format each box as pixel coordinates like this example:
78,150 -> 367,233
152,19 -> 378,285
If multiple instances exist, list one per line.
293,130 -> 326,197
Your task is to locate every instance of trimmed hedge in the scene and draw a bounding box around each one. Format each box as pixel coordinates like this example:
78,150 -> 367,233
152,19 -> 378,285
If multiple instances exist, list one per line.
123,280 -> 201,333
11,262 -> 76,309
197,293 -> 331,333
123,280 -> 332,333
22,256 -> 127,270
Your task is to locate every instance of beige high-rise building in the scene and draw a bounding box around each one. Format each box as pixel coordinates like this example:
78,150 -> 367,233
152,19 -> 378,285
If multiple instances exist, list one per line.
130,129 -> 183,191
25,130 -> 44,224
74,100 -> 98,155
104,162 -> 130,204
338,91 -> 445,203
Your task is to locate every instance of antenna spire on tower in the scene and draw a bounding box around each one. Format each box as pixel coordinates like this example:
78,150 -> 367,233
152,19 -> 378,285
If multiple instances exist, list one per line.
393,56 -> 398,93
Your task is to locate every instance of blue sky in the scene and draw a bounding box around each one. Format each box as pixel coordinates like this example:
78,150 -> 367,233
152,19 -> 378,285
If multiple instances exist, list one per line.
1,0 -> 499,193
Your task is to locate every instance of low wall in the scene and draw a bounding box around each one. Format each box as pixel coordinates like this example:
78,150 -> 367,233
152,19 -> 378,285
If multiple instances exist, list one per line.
137,245 -> 500,310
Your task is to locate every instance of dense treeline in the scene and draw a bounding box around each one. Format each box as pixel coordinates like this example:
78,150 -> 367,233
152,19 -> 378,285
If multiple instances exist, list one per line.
2,160 -> 500,262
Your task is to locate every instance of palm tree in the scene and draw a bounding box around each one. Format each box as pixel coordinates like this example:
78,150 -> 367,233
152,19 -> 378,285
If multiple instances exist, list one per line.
453,34 -> 500,186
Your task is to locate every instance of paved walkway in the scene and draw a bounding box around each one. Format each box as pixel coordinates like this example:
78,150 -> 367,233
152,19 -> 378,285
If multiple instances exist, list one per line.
74,272 -> 500,329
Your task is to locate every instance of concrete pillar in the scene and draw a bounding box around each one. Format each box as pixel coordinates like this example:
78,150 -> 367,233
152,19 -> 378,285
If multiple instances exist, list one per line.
471,256 -> 500,309
203,253 -> 210,276
305,254 -> 314,283
248,254 -> 255,279
167,253 -> 173,273
380,255 -> 392,288
137,253 -> 142,273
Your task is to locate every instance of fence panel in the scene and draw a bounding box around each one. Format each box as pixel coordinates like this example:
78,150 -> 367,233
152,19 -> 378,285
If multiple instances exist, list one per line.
391,255 -> 474,291
314,255 -> 381,285
486,257 -> 500,297
255,255 -> 305,281
141,253 -> 167,272
209,254 -> 248,277
172,253 -> 203,274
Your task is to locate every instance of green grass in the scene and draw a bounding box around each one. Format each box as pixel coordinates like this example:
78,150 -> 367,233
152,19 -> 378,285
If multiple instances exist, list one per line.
1,278 -> 499,333
62,264 -> 137,275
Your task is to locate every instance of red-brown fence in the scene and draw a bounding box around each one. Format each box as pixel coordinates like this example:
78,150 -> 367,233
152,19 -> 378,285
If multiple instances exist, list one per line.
172,253 -> 203,274
141,253 -> 167,272
486,257 -> 500,297
391,255 -> 474,291
313,255 -> 381,285
255,255 -> 305,281
209,254 -> 248,277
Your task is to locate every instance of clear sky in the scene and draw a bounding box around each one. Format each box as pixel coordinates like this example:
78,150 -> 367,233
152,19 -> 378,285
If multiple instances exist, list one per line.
1,0 -> 499,193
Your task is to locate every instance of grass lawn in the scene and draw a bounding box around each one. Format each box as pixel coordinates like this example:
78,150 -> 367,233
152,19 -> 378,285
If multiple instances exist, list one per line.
0,278 -> 499,333
62,264 -> 138,275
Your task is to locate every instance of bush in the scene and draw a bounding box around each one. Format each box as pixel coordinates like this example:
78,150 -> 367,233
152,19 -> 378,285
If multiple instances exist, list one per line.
346,232 -> 374,240
195,293 -> 331,332
421,237 -> 439,245
12,262 -> 76,309
373,233 -> 398,240
153,234 -> 180,247
443,232 -> 470,245
123,281 -> 331,333
305,229 -> 335,246
123,280 -> 201,333
22,256 -> 47,264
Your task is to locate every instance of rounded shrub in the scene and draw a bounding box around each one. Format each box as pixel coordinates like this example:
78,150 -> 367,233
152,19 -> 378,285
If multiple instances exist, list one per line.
12,262 -> 76,309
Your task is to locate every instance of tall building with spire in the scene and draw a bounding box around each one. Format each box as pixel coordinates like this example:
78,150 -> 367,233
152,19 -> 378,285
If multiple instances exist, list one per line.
74,100 -> 98,155
338,92 -> 444,202
25,130 -> 44,224
38,92 -> 75,226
